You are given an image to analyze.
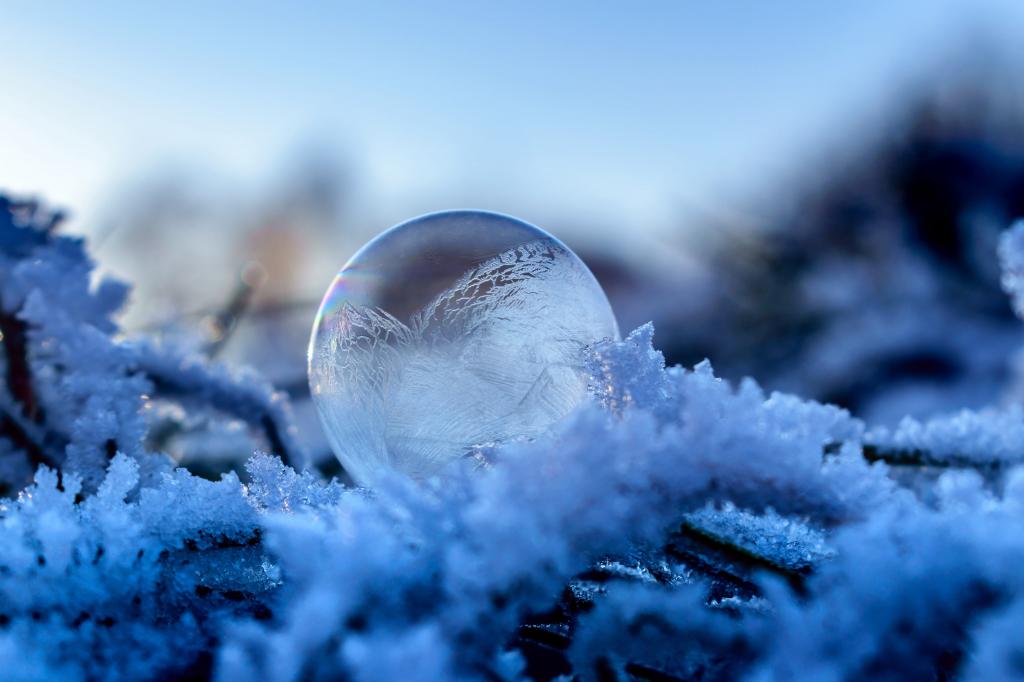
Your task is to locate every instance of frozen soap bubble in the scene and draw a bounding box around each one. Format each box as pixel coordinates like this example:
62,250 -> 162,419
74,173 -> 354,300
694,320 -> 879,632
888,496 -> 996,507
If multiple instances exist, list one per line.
308,210 -> 620,485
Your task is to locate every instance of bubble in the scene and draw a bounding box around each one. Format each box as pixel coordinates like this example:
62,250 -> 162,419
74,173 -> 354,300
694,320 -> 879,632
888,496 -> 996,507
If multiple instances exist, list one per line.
308,210 -> 619,484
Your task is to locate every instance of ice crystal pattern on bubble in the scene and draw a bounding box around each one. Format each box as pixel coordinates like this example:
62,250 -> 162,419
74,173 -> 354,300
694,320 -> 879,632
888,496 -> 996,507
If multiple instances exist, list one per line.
313,239 -> 615,483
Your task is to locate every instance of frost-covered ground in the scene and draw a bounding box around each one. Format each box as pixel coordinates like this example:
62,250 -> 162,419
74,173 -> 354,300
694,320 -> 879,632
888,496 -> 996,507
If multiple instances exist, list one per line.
3,196 -> 1024,680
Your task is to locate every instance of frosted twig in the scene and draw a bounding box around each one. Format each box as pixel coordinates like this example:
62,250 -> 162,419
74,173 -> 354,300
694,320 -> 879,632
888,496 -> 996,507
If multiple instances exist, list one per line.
203,266 -> 265,358
672,520 -> 810,596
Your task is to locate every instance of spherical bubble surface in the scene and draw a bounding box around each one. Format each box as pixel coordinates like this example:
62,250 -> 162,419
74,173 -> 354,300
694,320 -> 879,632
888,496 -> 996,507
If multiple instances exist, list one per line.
308,210 -> 619,484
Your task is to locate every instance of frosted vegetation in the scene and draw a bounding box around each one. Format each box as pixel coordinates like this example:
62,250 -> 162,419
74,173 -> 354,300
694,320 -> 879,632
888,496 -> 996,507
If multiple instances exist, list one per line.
3,196 -> 1024,680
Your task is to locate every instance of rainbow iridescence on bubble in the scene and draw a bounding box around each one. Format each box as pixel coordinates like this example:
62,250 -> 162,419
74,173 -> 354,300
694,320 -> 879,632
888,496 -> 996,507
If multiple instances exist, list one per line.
308,210 -> 619,484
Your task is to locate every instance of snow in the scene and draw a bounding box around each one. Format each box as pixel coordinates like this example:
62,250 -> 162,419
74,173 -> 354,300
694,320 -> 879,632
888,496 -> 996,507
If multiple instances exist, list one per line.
3,195 -> 1024,679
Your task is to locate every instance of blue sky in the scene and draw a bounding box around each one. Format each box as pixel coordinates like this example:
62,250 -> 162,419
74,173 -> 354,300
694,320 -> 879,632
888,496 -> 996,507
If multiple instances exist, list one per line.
2,1 -> 1023,239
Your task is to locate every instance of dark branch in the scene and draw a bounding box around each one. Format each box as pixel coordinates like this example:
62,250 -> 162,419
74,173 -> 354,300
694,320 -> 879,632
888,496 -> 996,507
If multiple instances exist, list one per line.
0,311 -> 41,422
0,410 -> 58,471
861,443 -> 1006,470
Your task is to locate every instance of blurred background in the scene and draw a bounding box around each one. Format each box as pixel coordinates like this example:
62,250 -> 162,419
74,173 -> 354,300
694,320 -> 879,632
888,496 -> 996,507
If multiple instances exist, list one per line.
4,1 -> 1024,464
